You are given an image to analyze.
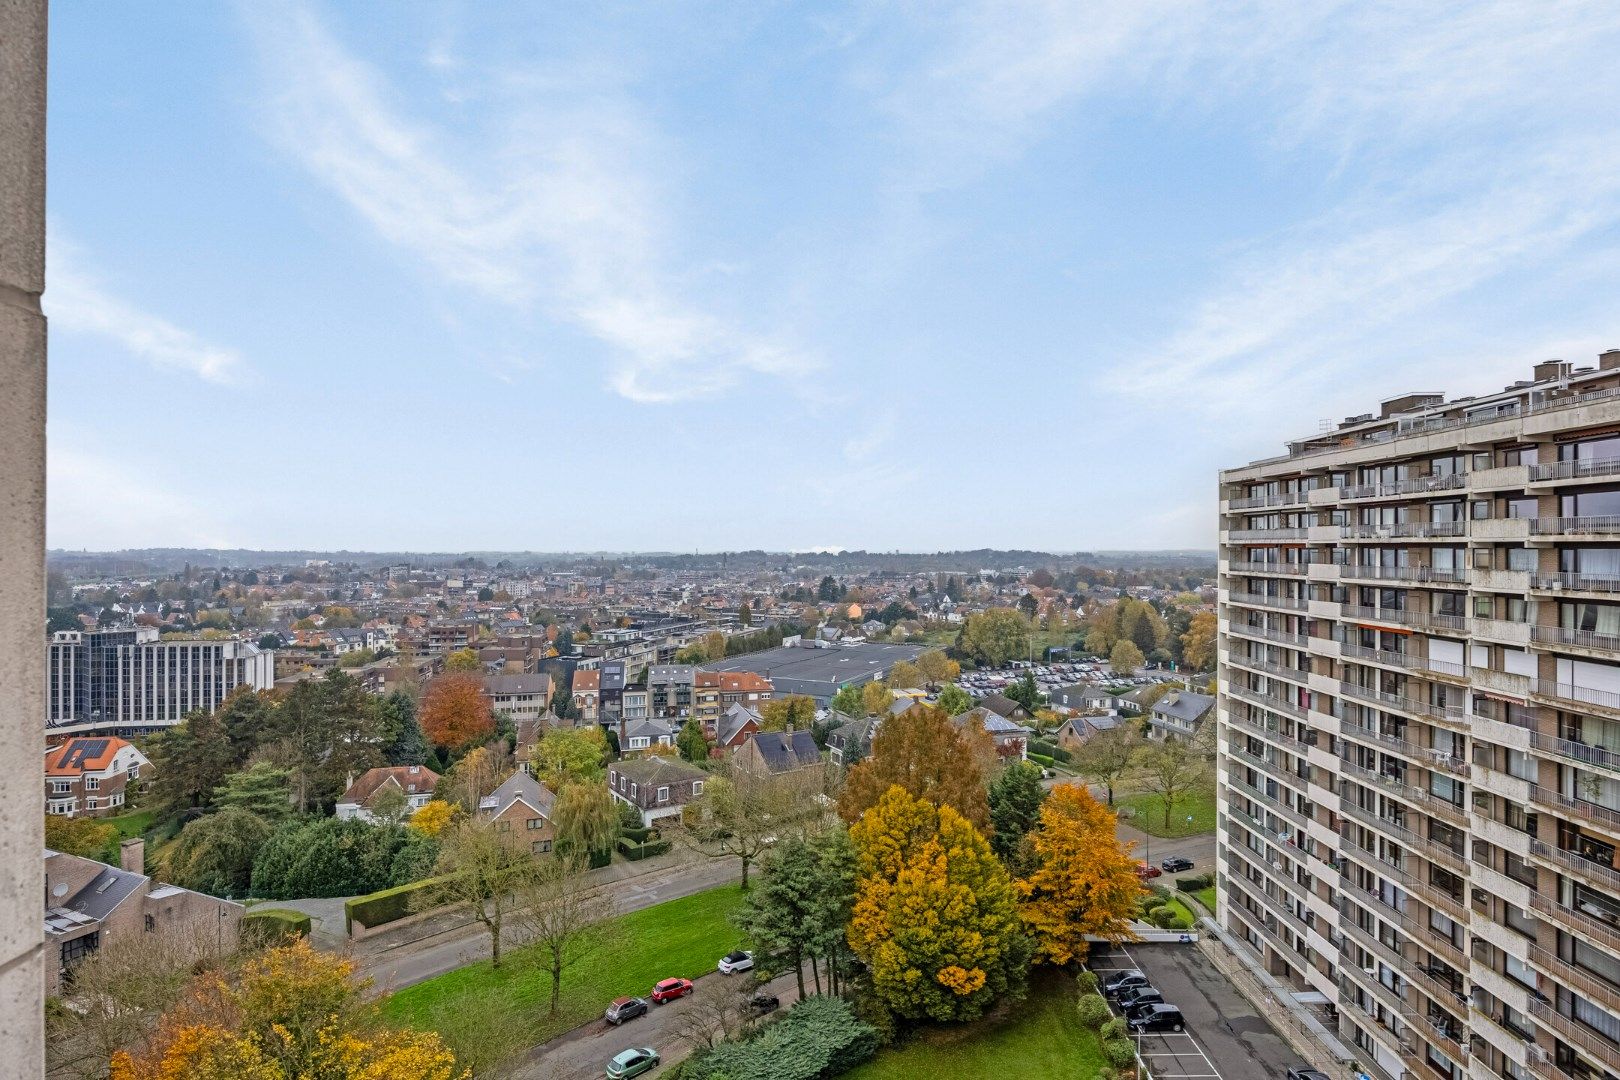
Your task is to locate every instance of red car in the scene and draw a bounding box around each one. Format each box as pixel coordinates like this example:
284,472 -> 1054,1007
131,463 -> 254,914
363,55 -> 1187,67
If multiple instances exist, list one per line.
1135,862 -> 1162,880
651,978 -> 695,1004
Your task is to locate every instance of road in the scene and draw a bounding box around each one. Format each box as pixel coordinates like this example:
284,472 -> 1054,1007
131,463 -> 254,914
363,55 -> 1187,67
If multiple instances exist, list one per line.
511,970 -> 802,1080
362,855 -> 743,992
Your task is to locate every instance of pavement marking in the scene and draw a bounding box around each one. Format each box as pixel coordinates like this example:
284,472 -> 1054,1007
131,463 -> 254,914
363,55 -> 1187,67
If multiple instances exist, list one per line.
1106,944 -> 1225,1080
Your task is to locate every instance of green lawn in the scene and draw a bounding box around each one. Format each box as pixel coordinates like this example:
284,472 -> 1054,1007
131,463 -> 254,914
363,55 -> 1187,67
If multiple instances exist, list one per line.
843,971 -> 1106,1080
1115,785 -> 1217,838
1193,886 -> 1217,912
106,809 -> 155,839
381,883 -> 746,1046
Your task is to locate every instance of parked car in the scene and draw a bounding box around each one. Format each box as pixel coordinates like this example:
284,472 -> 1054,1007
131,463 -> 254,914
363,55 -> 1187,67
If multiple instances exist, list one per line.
1128,1004 -> 1186,1033
1161,856 -> 1195,873
651,978 -> 695,1004
1115,986 -> 1165,1014
747,991 -> 781,1015
718,950 -> 755,975
1103,970 -> 1150,999
1135,861 -> 1163,879
604,997 -> 649,1025
606,1047 -> 660,1079
1286,1070 -> 1332,1080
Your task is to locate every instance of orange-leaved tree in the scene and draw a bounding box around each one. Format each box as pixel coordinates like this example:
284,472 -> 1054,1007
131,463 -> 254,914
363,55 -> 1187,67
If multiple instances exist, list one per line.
1017,783 -> 1141,965
837,703 -> 992,832
109,938 -> 465,1080
847,785 -> 1028,1022
419,672 -> 494,751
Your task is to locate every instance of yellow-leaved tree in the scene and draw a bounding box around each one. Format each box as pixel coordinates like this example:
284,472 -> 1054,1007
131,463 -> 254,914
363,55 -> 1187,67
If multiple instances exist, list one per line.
407,798 -> 457,837
1017,783 -> 1141,965
109,939 -> 465,1080
847,785 -> 1028,1022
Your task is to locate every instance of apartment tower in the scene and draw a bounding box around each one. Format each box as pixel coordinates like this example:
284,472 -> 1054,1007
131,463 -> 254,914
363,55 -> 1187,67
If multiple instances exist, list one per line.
1218,349 -> 1620,1080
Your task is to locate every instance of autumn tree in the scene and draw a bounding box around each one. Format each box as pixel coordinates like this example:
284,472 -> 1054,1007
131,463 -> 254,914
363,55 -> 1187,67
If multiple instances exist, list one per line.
1181,611 -> 1218,671
44,815 -> 119,861
848,786 -> 1028,1021
1109,639 -> 1145,675
1071,723 -> 1143,805
1017,784 -> 1141,964
514,852 -> 609,1015
444,648 -> 481,672
759,694 -> 817,732
408,799 -> 457,837
420,671 -> 495,752
838,704 -> 992,832
424,821 -> 541,968
551,782 -> 619,862
887,660 -> 923,690
956,608 -> 1030,667
914,650 -> 960,688
1136,737 -> 1212,831
705,631 -> 727,660
859,680 -> 892,717
439,743 -> 512,814
685,763 -> 820,889
530,725 -> 608,790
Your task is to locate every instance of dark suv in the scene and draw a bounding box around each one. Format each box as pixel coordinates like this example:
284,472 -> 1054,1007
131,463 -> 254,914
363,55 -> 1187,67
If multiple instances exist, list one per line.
1102,970 -> 1150,999
1115,986 -> 1165,1014
1128,1004 -> 1186,1033
1160,855 -> 1195,873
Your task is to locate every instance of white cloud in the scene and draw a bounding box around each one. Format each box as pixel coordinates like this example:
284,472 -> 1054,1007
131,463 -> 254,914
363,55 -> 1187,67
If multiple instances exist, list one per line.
48,444 -> 237,549
45,237 -> 246,385
244,3 -> 814,404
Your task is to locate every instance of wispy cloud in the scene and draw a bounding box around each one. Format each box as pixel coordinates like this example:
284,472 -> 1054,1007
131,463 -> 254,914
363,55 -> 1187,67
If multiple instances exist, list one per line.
46,235 -> 247,384
49,443 -> 237,548
243,3 -> 814,404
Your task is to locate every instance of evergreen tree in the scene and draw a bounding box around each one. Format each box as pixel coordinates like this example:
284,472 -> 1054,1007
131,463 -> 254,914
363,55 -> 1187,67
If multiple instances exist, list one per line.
988,761 -> 1047,863
379,689 -> 429,766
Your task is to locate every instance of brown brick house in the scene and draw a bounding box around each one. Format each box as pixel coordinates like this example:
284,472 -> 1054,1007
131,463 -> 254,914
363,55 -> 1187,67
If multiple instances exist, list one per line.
46,737 -> 149,818
609,757 -> 708,827
477,768 -> 557,854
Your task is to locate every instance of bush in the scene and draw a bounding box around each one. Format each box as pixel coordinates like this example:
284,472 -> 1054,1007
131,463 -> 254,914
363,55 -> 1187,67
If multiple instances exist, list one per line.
1075,970 -> 1100,994
1150,906 -> 1181,929
251,817 -> 430,900
1028,752 -> 1055,767
621,824 -> 655,844
1026,738 -> 1072,764
1100,1017 -> 1127,1041
343,876 -> 446,934
1075,993 -> 1111,1028
239,907 -> 310,946
616,836 -> 672,861
1175,872 -> 1215,893
1104,1038 -> 1139,1069
681,994 -> 879,1080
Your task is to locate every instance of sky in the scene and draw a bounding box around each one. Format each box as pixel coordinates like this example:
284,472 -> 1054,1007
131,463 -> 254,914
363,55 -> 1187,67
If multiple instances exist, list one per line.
44,1 -> 1620,553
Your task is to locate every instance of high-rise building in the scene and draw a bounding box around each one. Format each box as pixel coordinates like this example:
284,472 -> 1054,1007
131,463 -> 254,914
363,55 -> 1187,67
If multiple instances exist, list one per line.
47,626 -> 274,738
1218,349 -> 1620,1080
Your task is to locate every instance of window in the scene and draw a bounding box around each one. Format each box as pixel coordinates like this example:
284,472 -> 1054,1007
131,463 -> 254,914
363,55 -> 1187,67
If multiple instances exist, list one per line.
84,776 -> 99,791
631,783 -> 639,798
532,839 -> 552,854
656,786 -> 669,802
692,780 -> 704,795
527,817 -> 544,830
144,914 -> 155,932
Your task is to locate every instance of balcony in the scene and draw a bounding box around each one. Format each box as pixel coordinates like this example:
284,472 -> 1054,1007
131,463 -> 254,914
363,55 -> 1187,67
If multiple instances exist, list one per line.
1532,516 -> 1620,539
1527,840 -> 1620,895
1226,708 -> 1313,755
1227,622 -> 1310,649
1229,776 -> 1312,829
1527,997 -> 1620,1075
1533,680 -> 1620,718
1339,604 -> 1469,635
1228,491 -> 1312,510
1469,464 -> 1532,490
1529,785 -> 1620,832
1338,722 -> 1464,773
1225,804 -> 1293,846
1529,891 -> 1620,959
1338,474 -> 1468,502
1528,456 -> 1620,484
1472,517 -> 1532,541
1340,520 -> 1469,541
1228,591 -> 1310,613
1473,617 -> 1533,645
1526,941 -> 1620,1018
1227,527 -> 1310,543
1228,684 -> 1310,721
1228,653 -> 1311,685
1527,730 -> 1620,776
1226,863 -> 1310,933
1532,624 -> 1620,659
1339,642 -> 1468,682
1228,560 -> 1309,577
1340,564 -> 1470,586
1532,571 -> 1620,597
1337,681 -> 1468,727
1472,567 -> 1532,592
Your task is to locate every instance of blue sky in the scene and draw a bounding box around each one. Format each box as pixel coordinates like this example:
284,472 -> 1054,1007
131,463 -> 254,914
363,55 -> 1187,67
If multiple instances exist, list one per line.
45,2 -> 1620,553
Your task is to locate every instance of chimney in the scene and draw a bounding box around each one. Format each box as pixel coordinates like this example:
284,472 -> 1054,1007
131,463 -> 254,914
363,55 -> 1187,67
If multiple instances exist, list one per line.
119,837 -> 145,877
1534,359 -> 1572,382
1601,349 -> 1620,372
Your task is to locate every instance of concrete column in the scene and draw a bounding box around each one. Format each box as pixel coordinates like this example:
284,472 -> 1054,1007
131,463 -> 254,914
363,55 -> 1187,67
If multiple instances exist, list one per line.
0,0 -> 47,1074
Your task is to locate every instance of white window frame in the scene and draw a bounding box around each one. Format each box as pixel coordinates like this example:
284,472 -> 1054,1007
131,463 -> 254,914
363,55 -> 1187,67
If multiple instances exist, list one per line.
657,786 -> 669,802
692,780 -> 704,795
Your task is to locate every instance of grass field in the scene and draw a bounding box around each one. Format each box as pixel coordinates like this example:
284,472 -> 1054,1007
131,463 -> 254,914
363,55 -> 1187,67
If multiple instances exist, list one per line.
843,971 -> 1106,1080
380,883 -> 746,1049
1193,886 -> 1217,912
106,810 -> 155,839
1115,785 -> 1217,838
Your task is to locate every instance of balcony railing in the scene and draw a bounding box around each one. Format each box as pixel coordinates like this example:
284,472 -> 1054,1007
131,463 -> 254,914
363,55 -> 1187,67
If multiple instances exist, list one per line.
1228,560 -> 1310,576
1229,592 -> 1310,612
1339,604 -> 1469,634
1339,642 -> 1468,680
1527,997 -> 1620,1074
1338,474 -> 1468,501
1226,708 -> 1313,754
1229,776 -> 1311,829
1528,731 -> 1620,776
1339,564 -> 1469,585
1527,840 -> 1620,895
1228,622 -> 1310,648
1337,681 -> 1467,725
1228,528 -> 1309,542
1526,941 -> 1620,1018
1534,680 -> 1620,716
1532,515 -> 1620,537
1528,456 -> 1620,483
1229,654 -> 1311,684
1341,520 -> 1468,540
1532,571 -> 1620,595
1529,784 -> 1620,831
1532,624 -> 1620,656
1228,684 -> 1310,721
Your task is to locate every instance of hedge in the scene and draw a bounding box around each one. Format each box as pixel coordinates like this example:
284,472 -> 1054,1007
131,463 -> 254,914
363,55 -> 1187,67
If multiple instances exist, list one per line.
681,995 -> 878,1080
617,836 -> 672,862
1027,738 -> 1072,764
621,825 -> 655,844
1028,752 -> 1056,767
240,908 -> 311,945
1175,872 -> 1215,893
344,875 -> 447,935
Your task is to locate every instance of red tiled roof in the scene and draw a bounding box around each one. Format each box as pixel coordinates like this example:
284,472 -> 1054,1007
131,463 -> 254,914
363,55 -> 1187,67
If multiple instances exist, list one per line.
45,737 -> 135,777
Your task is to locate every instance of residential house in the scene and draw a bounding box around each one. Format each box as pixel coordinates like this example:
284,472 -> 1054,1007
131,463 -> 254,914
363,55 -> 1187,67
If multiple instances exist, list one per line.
713,672 -> 774,709
571,669 -> 600,724
1056,712 -> 1121,753
826,711 -> 877,766
647,664 -> 695,718
46,737 -> 149,818
976,692 -> 1031,724
477,768 -> 557,854
714,702 -> 761,753
1048,684 -> 1118,714
621,717 -> 677,753
732,728 -> 822,777
952,707 -> 1029,761
1115,685 -> 1160,715
483,673 -> 553,724
599,660 -> 627,721
335,765 -> 440,823
44,840 -> 243,996
609,756 -> 708,826
1146,690 -> 1214,741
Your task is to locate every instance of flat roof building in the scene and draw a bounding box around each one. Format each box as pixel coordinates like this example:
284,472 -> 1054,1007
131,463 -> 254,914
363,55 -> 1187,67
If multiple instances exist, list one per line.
700,640 -> 926,703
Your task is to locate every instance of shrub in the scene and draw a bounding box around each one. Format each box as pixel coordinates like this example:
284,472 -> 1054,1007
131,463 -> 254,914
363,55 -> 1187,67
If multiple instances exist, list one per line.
1028,752 -> 1055,767
681,994 -> 879,1080
1151,906 -> 1182,929
1027,738 -> 1073,764
1100,1017 -> 1127,1041
1175,872 -> 1215,893
621,824 -> 655,844
1075,970 -> 1100,994
616,836 -> 672,861
239,907 -> 311,946
343,875 -> 447,934
1075,993 -> 1111,1028
1104,1037 -> 1139,1069
251,817 -> 430,900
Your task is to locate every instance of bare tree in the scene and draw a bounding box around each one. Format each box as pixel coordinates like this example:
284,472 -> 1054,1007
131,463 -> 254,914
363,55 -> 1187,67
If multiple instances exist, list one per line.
664,980 -> 753,1053
513,852 -> 610,1016
1134,737 -> 1212,830
421,820 -> 540,968
683,763 -> 821,888
1071,724 -> 1145,805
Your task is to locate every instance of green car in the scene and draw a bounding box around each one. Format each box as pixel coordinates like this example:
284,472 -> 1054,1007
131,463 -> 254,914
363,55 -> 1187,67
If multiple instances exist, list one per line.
606,1047 -> 660,1078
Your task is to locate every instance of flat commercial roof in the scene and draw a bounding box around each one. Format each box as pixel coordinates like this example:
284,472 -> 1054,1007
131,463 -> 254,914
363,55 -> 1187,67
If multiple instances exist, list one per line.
701,642 -> 927,701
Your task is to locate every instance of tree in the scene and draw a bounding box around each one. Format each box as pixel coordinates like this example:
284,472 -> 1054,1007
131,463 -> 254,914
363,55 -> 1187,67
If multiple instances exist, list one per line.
817,575 -> 840,603
409,799 -> 457,837
838,704 -> 992,832
439,743 -> 512,814
108,940 -> 465,1080
530,725 -> 608,790
705,631 -> 727,660
378,689 -> 428,766
44,815 -> 119,861
1071,724 -> 1143,805
676,717 -> 711,762
144,710 -> 241,825
957,608 -> 1030,667
369,784 -> 413,829
444,648 -> 481,672
259,671 -> 385,813
885,660 -> 923,691
212,763 -> 293,822
914,650 -> 959,688
249,816 -> 425,899
1017,784 -> 1141,964
738,602 -> 753,626
935,683 -> 973,716
1109,639 -> 1145,675
1181,611 -> 1217,671
163,808 -> 273,898
859,680 -> 891,717
759,694 -> 817,732
685,764 -> 819,889
736,829 -> 858,999
551,782 -> 619,862
988,761 -> 1047,863
425,821 -> 542,968
1136,738 -> 1212,831
848,786 -> 1028,1021
1017,593 -> 1040,621
1005,670 -> 1045,714
420,672 -> 495,752
829,684 -> 863,717
477,586 -> 495,602
514,852 -> 609,1015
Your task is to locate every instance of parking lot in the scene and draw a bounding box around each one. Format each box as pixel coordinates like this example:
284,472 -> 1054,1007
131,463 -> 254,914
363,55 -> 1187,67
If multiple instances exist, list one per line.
1090,942 -> 1302,1080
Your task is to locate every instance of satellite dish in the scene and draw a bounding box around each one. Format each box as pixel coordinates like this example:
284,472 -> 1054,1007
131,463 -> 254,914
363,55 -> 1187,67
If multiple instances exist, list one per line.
52,883 -> 68,898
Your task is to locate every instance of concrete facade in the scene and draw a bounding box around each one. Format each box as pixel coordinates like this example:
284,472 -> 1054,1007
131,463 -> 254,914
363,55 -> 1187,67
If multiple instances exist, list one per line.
0,0 -> 46,1072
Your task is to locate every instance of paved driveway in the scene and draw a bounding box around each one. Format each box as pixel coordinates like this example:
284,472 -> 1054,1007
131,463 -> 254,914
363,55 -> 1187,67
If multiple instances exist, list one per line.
1090,942 -> 1300,1080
